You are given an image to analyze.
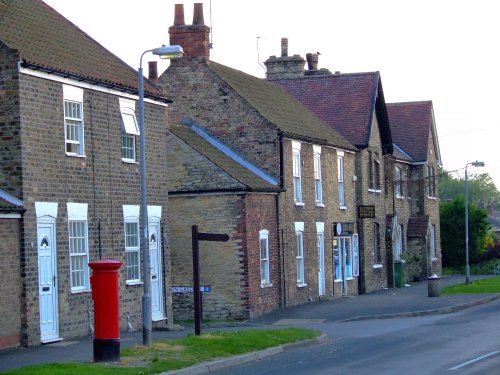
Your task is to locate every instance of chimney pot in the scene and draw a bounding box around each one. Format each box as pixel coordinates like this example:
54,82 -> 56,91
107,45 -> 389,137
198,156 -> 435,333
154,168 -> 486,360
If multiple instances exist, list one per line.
193,3 -> 205,25
312,53 -> 319,70
306,53 -> 313,70
148,61 -> 158,81
281,38 -> 288,57
174,4 -> 185,26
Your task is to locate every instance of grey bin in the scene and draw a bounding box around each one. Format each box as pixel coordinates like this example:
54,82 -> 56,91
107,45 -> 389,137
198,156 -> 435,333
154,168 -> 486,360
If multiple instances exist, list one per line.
427,275 -> 441,297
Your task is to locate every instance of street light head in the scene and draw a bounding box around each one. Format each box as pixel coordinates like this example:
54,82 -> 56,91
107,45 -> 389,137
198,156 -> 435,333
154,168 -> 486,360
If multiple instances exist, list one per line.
471,161 -> 485,168
152,45 -> 184,59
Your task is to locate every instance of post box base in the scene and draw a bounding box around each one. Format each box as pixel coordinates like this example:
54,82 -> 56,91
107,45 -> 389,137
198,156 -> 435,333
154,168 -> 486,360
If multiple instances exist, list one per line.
93,338 -> 120,362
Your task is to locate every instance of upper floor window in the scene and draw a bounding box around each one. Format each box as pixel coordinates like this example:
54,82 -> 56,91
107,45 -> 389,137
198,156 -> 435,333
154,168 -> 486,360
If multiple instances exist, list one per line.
395,167 -> 402,198
427,166 -> 436,197
67,203 -> 89,292
313,145 -> 323,206
259,229 -> 271,286
63,85 -> 85,156
337,151 -> 345,207
120,98 -> 139,162
367,151 -> 381,192
292,141 -> 303,205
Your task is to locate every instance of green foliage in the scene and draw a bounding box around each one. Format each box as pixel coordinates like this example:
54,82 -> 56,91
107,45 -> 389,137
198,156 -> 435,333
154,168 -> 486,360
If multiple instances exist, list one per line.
439,167 -> 500,210
441,276 -> 500,294
440,197 -> 490,268
471,259 -> 500,275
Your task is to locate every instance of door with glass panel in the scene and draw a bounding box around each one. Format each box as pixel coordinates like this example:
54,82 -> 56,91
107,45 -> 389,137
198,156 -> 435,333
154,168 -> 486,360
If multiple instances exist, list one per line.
333,236 -> 352,296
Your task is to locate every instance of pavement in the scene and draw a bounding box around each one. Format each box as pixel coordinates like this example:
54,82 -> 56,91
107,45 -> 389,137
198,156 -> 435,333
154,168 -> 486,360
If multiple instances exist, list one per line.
1,275 -> 499,374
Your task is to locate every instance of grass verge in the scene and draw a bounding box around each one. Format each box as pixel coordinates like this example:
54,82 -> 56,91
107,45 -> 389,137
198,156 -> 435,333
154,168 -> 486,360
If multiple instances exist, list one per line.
441,276 -> 500,294
3,327 -> 319,375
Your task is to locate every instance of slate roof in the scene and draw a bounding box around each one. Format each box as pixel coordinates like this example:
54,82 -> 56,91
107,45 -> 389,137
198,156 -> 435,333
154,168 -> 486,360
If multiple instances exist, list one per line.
170,125 -> 280,192
272,72 -> 392,152
207,62 -> 356,151
407,215 -> 430,237
0,0 -> 165,100
387,101 -> 435,163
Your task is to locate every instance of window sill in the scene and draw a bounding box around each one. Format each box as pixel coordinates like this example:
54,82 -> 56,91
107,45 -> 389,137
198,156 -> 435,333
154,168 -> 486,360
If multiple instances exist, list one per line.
346,277 -> 354,281
126,281 -> 143,286
122,159 -> 139,165
427,196 -> 438,200
297,283 -> 308,288
71,288 -> 91,295
294,202 -> 305,207
396,196 -> 404,199
65,153 -> 86,158
368,189 -> 382,194
431,257 -> 438,262
373,264 -> 383,269
316,203 -> 325,207
339,205 -> 347,210
260,282 -> 273,288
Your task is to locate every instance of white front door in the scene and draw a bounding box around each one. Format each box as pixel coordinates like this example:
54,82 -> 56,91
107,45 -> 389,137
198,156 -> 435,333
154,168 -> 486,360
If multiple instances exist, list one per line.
317,233 -> 325,296
149,222 -> 164,320
37,223 -> 59,342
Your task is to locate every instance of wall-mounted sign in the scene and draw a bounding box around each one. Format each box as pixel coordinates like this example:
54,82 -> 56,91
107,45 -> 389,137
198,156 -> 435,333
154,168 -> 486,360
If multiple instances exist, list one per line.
358,205 -> 375,219
333,222 -> 354,236
171,285 -> 211,293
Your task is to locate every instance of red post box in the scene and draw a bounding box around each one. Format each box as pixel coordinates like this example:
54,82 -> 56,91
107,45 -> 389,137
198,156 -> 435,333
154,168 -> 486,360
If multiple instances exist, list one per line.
89,260 -> 122,362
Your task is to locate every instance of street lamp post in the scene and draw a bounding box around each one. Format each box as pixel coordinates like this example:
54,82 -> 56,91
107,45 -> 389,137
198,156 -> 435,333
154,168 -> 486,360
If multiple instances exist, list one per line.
138,45 -> 183,346
464,160 -> 485,285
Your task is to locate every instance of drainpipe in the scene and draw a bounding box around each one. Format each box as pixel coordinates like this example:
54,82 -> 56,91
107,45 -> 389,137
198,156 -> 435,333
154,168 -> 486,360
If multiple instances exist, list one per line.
278,132 -> 287,307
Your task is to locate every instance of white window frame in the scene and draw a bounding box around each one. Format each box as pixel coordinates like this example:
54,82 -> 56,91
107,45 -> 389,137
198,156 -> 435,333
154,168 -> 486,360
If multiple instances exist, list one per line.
353,234 -> 359,277
292,141 -> 303,205
295,222 -> 306,286
123,205 -> 141,284
120,98 -> 138,163
313,145 -> 323,206
427,166 -> 436,198
67,203 -> 89,292
337,151 -> 346,208
63,85 -> 85,157
259,229 -> 271,287
395,167 -> 402,198
373,222 -> 382,266
430,224 -> 437,260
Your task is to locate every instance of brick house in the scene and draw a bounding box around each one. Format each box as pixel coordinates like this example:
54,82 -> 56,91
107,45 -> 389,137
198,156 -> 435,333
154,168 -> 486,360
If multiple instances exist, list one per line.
166,123 -> 282,320
387,101 -> 442,280
268,53 -> 395,293
162,3 -> 360,316
1,0 -> 173,347
0,190 -> 24,349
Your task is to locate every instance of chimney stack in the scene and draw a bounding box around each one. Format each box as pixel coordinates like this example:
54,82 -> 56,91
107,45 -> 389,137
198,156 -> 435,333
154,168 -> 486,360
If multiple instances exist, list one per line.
306,53 -> 313,70
265,38 -> 305,80
169,3 -> 211,61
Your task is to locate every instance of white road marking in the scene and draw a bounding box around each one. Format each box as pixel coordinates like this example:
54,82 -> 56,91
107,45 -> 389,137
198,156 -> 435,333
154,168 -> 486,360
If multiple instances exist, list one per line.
448,351 -> 500,370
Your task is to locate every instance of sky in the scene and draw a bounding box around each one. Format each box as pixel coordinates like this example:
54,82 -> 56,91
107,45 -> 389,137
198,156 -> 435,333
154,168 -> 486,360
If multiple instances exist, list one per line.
43,0 -> 500,188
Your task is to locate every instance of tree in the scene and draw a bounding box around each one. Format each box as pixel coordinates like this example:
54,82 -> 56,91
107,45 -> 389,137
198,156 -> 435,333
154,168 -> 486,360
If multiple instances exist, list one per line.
440,197 -> 490,268
439,168 -> 500,210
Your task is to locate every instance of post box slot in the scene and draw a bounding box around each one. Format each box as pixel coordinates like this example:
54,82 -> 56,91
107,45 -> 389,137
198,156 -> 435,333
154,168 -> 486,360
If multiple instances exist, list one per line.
42,286 -> 50,292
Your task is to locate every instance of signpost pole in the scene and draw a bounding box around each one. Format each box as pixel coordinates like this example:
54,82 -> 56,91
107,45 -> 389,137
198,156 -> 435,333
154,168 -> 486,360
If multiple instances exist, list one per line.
191,225 -> 202,335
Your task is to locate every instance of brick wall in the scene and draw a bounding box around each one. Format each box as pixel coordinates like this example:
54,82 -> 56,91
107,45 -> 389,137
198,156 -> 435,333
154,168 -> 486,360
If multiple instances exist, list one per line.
0,45 -> 23,198
168,193 -> 280,320
355,113 -> 389,293
164,61 -> 281,180
280,139 -> 358,305
0,218 -> 22,349
16,73 -> 171,345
